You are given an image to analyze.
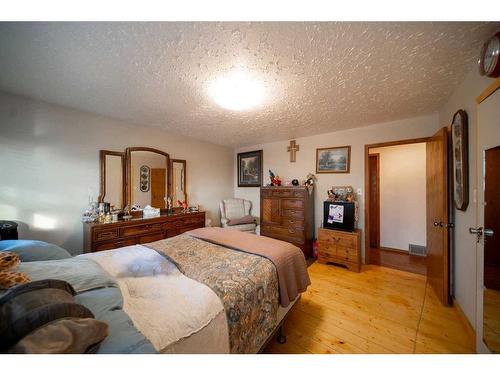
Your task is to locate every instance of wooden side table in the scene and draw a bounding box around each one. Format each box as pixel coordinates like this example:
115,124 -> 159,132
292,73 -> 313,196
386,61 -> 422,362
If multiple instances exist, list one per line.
317,228 -> 361,272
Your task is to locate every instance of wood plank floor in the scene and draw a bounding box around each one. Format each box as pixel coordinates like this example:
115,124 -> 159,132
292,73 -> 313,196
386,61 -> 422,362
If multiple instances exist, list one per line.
263,262 -> 475,354
369,247 -> 427,276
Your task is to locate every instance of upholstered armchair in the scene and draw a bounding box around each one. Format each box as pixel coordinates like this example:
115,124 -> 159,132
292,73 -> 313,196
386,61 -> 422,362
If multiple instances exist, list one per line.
219,198 -> 257,233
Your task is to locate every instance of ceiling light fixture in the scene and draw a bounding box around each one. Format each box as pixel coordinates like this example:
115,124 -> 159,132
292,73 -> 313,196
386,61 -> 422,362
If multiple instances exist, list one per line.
207,69 -> 266,111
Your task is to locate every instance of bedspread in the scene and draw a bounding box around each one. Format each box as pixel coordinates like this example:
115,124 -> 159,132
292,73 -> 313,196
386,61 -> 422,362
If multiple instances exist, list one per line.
146,234 -> 279,353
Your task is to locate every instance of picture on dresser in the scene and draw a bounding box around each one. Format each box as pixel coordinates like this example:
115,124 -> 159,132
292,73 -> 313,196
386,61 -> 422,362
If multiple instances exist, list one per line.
237,150 -> 263,187
316,146 -> 351,173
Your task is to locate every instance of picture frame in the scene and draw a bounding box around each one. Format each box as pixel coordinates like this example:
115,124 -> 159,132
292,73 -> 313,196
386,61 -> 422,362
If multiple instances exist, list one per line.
237,150 -> 263,187
316,146 -> 351,173
451,109 -> 469,211
139,165 -> 150,192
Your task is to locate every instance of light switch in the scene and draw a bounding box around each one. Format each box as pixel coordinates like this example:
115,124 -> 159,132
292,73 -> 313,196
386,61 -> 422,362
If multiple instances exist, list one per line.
357,188 -> 362,195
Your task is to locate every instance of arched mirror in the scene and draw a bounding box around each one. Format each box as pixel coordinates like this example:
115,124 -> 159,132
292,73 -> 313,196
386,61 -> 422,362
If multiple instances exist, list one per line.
170,159 -> 187,207
126,147 -> 171,209
98,150 -> 126,210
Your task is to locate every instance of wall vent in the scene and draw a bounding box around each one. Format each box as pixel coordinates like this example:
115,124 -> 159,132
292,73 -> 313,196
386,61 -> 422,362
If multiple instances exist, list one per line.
409,244 -> 426,256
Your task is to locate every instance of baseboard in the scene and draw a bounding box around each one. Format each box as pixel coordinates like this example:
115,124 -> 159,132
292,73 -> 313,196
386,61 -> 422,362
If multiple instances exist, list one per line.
453,297 -> 477,353
378,246 -> 409,254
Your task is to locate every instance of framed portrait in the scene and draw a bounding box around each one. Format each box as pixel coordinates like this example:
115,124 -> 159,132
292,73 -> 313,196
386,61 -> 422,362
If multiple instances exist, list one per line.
451,109 -> 469,211
237,150 -> 263,187
316,146 -> 351,173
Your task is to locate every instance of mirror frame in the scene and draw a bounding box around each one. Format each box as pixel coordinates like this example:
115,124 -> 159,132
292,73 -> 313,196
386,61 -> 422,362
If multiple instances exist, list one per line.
170,159 -> 187,206
98,150 -> 126,207
125,147 -> 171,209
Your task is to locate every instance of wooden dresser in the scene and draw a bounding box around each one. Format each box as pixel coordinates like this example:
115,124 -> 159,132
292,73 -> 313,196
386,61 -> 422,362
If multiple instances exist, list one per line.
83,211 -> 205,253
318,228 -> 361,272
260,186 -> 314,257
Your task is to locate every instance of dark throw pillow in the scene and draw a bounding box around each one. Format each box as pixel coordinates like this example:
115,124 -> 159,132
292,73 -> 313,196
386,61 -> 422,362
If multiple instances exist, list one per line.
0,279 -> 108,353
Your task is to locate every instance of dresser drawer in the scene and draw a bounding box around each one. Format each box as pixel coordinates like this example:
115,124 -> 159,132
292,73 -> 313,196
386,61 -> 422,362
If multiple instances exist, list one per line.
336,234 -> 358,250
336,247 -> 358,262
93,228 -> 119,242
94,238 -> 137,252
272,190 -> 293,198
281,209 -> 305,219
121,223 -> 164,237
318,243 -> 337,257
261,225 -> 305,241
282,199 -> 304,210
282,217 -> 304,229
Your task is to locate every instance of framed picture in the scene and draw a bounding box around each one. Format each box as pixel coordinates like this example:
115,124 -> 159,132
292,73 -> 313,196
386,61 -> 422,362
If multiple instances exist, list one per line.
316,146 -> 351,173
139,165 -> 150,192
237,150 -> 263,187
451,109 -> 469,211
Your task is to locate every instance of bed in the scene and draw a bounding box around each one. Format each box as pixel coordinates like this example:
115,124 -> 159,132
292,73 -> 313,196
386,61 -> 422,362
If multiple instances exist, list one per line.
1,227 -> 310,354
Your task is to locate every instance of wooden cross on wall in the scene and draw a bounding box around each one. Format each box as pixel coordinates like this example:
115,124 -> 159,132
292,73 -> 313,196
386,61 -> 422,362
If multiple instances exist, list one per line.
287,140 -> 300,162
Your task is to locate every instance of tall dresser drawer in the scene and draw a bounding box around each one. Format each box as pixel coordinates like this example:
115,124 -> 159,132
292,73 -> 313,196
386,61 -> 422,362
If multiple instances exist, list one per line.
281,209 -> 305,219
272,190 -> 293,198
282,199 -> 304,210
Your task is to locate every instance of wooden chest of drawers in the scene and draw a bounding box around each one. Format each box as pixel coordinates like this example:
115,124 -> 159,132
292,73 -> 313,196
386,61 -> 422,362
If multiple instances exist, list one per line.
83,211 -> 205,253
260,186 -> 314,257
318,228 -> 361,272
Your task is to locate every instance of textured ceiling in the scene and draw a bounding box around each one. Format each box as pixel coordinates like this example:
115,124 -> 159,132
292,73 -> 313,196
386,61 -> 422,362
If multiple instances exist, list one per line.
0,22 -> 499,147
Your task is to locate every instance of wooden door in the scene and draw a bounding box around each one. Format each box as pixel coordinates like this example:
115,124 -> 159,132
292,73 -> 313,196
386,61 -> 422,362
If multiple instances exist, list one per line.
426,127 -> 451,305
151,168 -> 166,208
261,197 -> 281,225
484,147 -> 500,290
368,154 -> 380,248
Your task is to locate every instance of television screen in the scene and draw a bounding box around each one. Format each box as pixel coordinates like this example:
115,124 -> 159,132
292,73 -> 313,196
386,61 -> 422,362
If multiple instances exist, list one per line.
323,201 -> 355,231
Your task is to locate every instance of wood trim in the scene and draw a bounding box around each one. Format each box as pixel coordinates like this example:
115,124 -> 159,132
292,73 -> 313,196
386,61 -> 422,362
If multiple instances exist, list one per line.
476,77 -> 500,104
453,297 -> 477,352
368,153 -> 380,248
316,145 -> 351,174
379,246 -> 409,254
364,137 -> 429,265
170,159 -> 187,206
125,147 -> 171,208
98,150 -> 126,207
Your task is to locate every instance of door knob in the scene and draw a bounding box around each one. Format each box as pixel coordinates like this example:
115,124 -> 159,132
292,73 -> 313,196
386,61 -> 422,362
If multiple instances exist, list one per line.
469,227 -> 493,243
433,221 -> 442,227
484,228 -> 494,237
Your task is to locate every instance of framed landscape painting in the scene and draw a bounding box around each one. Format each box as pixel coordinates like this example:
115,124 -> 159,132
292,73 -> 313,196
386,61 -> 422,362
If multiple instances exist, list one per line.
237,150 -> 263,187
316,146 -> 351,173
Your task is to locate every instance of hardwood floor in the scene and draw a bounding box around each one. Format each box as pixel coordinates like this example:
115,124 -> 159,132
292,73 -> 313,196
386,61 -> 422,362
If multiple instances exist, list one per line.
483,288 -> 500,353
369,247 -> 427,275
263,262 -> 475,354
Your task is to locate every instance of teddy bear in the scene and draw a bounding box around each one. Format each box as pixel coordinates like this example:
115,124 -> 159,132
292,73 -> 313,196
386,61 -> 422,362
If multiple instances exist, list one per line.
0,252 -> 31,289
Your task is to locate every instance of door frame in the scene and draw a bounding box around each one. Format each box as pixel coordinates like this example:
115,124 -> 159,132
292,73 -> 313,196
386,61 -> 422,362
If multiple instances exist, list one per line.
364,137 -> 430,265
475,77 -> 500,353
368,153 -> 380,249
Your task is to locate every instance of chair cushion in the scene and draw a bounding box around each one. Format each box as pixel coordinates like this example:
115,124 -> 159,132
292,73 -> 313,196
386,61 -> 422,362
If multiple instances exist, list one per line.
0,240 -> 72,262
227,215 -> 256,226
225,223 -> 257,232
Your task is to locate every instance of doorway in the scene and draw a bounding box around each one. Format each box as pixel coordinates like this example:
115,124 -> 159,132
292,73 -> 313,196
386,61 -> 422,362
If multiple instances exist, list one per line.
475,81 -> 500,353
365,140 -> 428,275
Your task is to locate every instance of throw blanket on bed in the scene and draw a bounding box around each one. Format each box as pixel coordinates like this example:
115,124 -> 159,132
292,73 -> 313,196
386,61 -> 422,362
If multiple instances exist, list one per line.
79,245 -> 226,352
145,234 -> 279,353
188,227 -> 311,307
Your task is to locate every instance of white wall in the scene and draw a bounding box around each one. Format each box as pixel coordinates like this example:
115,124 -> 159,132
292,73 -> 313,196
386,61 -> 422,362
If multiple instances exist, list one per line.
234,113 -> 440,261
439,69 -> 493,331
370,143 -> 427,251
0,91 -> 234,254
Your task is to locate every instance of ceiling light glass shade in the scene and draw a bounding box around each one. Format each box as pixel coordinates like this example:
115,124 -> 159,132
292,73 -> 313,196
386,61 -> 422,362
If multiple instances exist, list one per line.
207,70 -> 266,111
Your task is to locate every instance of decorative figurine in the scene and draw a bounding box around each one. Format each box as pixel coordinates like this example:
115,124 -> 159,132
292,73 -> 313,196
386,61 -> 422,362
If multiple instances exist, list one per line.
178,200 -> 188,213
165,196 -> 173,214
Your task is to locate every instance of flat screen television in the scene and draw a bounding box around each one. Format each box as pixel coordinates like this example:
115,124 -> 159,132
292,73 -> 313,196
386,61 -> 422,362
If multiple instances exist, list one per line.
323,201 -> 355,231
